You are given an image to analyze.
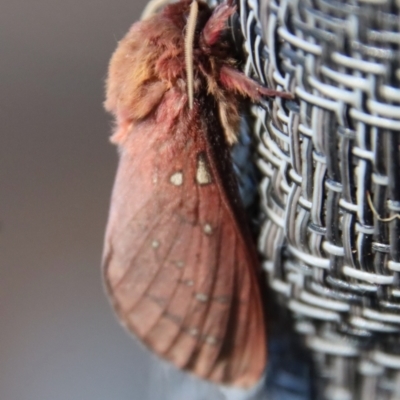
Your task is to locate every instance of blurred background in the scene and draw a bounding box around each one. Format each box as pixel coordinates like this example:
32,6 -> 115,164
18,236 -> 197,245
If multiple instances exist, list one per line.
0,1 -> 235,399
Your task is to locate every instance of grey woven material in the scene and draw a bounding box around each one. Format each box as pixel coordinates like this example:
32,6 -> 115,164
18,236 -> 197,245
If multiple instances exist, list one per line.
234,0 -> 400,398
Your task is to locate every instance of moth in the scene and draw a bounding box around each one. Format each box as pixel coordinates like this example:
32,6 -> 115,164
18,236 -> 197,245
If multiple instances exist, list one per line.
103,0 -> 292,388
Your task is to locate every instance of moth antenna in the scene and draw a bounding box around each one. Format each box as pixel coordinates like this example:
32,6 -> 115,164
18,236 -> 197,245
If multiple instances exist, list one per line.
185,0 -> 198,109
141,0 -> 175,20
367,192 -> 400,222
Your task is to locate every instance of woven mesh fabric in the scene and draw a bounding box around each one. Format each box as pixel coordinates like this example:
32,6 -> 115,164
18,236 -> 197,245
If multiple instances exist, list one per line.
231,0 -> 400,398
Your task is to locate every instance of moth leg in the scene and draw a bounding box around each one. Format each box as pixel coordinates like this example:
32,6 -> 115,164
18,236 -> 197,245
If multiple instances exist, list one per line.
201,2 -> 236,47
218,95 -> 240,145
219,65 -> 293,100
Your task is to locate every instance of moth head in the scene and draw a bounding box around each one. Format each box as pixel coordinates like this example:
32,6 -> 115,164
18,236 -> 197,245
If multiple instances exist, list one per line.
105,1 -> 291,145
167,0 -> 243,144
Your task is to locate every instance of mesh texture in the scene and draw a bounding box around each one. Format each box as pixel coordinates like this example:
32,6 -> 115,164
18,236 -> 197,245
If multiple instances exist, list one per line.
235,0 -> 400,398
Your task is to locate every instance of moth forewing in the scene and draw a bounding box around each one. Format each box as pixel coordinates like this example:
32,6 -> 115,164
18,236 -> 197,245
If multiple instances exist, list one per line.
103,0 -> 291,388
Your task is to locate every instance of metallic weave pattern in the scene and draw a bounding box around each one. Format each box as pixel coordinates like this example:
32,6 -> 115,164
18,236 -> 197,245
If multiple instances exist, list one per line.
237,0 -> 400,398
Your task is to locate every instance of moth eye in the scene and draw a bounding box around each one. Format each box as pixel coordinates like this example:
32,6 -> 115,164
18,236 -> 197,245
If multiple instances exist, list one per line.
196,152 -> 212,185
169,171 -> 183,186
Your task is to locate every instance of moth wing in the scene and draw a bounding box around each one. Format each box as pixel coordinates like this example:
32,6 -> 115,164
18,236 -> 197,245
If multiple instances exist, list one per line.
102,96 -> 266,387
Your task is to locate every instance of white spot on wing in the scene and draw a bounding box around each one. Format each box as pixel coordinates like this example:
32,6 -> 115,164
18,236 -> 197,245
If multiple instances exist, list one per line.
196,153 -> 212,185
151,240 -> 160,249
175,261 -> 184,269
188,328 -> 199,337
205,335 -> 218,345
195,293 -> 209,303
170,171 -> 183,186
203,223 -> 213,235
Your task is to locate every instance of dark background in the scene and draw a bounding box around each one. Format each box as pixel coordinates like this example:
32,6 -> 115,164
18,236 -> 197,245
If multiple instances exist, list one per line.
0,1 -> 232,399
